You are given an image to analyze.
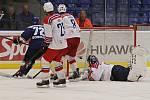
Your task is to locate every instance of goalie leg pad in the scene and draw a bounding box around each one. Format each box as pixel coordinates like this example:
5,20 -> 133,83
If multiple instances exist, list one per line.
128,46 -> 148,82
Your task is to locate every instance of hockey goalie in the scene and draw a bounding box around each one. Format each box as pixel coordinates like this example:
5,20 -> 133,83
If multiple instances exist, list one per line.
81,46 -> 149,82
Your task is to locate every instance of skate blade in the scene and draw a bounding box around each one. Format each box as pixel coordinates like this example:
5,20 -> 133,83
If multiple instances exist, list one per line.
36,85 -> 50,88
53,84 -> 66,88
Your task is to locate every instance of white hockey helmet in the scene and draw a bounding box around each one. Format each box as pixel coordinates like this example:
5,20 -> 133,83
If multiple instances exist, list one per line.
43,2 -> 54,12
57,4 -> 67,13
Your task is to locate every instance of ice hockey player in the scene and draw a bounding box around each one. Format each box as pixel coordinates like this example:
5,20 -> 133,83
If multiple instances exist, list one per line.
81,46 -> 148,82
36,2 -> 68,87
57,4 -> 81,80
13,17 -> 47,77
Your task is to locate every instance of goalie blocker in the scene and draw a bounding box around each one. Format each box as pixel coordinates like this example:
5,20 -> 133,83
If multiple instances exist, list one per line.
81,46 -> 148,82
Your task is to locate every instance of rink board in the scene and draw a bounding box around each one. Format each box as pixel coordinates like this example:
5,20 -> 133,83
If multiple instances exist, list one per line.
0,31 -> 150,69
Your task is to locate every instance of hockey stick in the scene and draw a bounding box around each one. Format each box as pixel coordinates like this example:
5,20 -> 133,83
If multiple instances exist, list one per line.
27,70 -> 42,79
0,71 -> 32,79
0,35 -> 28,45
84,30 -> 93,68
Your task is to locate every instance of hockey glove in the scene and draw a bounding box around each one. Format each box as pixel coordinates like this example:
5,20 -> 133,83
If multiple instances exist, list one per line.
13,37 -> 22,45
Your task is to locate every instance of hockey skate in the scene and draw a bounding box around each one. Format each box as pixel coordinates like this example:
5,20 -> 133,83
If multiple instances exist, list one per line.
68,68 -> 80,82
53,79 -> 66,87
12,66 -> 26,78
36,80 -> 50,88
50,73 -> 58,80
13,64 -> 32,78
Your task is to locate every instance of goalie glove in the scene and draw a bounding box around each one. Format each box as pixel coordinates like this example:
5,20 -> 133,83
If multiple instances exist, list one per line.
13,37 -> 22,45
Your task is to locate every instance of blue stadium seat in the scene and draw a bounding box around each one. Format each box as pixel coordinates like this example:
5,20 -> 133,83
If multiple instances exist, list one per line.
66,0 -> 78,4
92,13 -> 104,25
106,12 -> 116,18
117,0 -> 128,4
129,17 -> 138,24
143,0 -> 150,4
92,0 -> 104,5
149,17 -> 150,23
106,0 -> 116,5
117,5 -> 128,12
129,0 -> 142,5
105,18 -> 116,25
143,5 -> 150,11
117,18 -> 129,25
148,12 -> 150,17
78,0 -> 91,4
129,5 -> 140,11
137,17 -> 149,23
67,4 -> 76,8
106,4 -> 115,11
92,5 -> 104,13
55,0 -> 65,4
80,4 -> 90,8
129,11 -> 148,17
92,17 -> 104,25
117,12 -> 128,18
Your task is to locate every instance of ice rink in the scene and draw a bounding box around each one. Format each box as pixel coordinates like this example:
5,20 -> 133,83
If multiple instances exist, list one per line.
0,69 -> 150,100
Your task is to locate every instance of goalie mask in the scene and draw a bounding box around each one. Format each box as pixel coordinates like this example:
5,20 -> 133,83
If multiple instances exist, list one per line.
87,55 -> 100,68
57,4 -> 67,13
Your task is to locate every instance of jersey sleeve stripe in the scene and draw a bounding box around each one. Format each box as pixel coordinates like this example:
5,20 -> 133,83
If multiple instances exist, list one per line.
48,14 -> 61,23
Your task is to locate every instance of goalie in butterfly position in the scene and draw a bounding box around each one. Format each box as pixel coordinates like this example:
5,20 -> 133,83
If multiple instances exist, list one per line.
12,17 -> 48,77
81,46 -> 148,82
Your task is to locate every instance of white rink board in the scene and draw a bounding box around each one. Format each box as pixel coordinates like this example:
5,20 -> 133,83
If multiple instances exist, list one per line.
1,69 -> 150,100
1,30 -> 150,68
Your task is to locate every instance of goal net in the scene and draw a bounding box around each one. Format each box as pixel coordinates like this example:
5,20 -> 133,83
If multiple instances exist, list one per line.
71,26 -> 136,69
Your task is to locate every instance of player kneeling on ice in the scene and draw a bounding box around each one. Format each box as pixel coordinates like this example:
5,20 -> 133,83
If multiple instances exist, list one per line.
81,46 -> 148,82
13,17 -> 48,77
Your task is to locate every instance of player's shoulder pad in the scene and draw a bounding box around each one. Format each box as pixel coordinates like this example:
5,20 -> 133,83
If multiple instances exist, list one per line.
62,13 -> 71,18
48,13 -> 61,24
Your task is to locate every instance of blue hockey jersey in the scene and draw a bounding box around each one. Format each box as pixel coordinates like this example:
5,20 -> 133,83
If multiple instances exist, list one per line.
21,25 -> 45,49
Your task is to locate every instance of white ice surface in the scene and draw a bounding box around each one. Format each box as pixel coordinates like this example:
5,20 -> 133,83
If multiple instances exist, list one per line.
0,69 -> 150,100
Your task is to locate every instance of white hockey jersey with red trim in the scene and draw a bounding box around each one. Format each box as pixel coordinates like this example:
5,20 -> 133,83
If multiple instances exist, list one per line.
61,13 -> 80,39
43,13 -> 67,49
90,62 -> 114,81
